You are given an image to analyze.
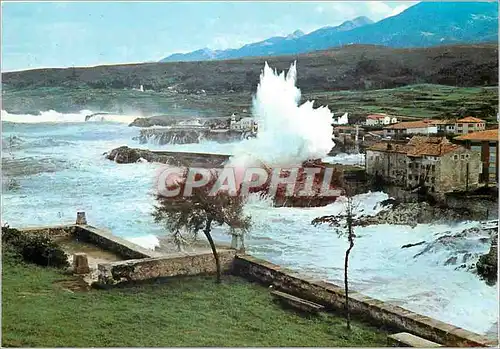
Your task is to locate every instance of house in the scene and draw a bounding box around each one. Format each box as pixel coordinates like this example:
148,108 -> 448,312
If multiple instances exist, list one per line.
455,117 -> 486,135
365,114 -> 398,126
366,136 -> 482,194
383,120 -> 438,138
230,115 -> 257,132
455,129 -> 498,185
429,119 -> 456,134
332,126 -> 364,137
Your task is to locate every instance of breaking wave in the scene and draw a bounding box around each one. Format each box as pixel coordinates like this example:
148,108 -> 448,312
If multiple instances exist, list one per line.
1,110 -> 137,124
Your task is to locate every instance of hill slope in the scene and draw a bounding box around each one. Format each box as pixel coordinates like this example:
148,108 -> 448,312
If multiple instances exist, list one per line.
160,2 -> 498,62
3,44 -> 497,94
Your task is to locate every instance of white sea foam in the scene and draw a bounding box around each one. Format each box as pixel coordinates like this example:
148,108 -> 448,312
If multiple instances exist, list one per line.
1,110 -> 138,124
228,62 -> 334,168
323,153 -> 365,166
127,235 -> 160,251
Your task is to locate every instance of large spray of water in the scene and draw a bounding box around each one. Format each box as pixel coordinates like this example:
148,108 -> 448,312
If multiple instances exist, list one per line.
229,62 -> 334,168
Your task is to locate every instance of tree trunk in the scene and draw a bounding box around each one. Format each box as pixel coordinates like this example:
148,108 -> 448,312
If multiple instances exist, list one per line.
203,218 -> 221,283
344,240 -> 354,331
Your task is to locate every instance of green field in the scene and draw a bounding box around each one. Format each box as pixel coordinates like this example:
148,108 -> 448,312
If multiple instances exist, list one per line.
3,84 -> 497,123
2,253 -> 388,347
309,84 -> 498,122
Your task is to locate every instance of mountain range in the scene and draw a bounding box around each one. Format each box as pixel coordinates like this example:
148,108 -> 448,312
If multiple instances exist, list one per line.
160,2 -> 498,62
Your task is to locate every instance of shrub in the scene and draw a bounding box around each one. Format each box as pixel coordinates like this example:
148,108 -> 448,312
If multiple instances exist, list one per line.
1,226 -> 69,268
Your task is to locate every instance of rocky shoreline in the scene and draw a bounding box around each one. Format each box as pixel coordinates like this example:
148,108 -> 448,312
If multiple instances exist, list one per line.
353,200 -> 487,227
476,233 -> 498,285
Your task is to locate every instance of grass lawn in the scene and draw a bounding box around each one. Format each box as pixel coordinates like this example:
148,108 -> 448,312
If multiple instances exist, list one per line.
2,254 -> 389,347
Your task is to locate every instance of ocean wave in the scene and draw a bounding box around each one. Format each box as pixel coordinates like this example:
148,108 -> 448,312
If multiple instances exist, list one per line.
1,110 -> 138,124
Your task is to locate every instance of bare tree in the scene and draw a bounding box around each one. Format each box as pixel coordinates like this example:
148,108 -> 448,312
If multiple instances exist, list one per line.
312,186 -> 360,331
152,169 -> 251,283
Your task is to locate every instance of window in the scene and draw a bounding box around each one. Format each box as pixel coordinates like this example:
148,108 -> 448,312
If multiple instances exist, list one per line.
431,187 -> 435,192
431,165 -> 435,172
460,154 -> 465,160
468,130 -> 473,133
453,155 -> 459,160
415,164 -> 419,168
431,177 -> 435,184
465,154 -> 469,159
409,163 -> 413,168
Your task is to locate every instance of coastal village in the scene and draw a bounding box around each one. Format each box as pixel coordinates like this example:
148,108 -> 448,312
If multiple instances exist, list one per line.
332,113 -> 498,194
220,112 -> 498,195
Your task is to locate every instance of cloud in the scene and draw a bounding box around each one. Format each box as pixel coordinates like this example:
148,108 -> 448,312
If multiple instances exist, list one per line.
322,1 -> 418,22
388,4 -> 412,17
211,35 -> 251,50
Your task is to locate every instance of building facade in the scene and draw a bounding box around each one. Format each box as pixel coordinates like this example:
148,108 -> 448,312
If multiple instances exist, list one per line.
383,121 -> 438,138
455,129 -> 498,185
431,119 -> 456,134
366,136 -> 482,193
230,115 -> 258,132
365,114 -> 398,126
455,117 -> 486,135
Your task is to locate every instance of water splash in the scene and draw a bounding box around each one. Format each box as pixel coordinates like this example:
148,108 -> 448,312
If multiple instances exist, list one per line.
1,110 -> 138,124
229,62 -> 334,168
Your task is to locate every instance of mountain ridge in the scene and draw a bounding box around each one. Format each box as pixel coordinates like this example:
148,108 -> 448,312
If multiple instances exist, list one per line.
159,2 -> 498,62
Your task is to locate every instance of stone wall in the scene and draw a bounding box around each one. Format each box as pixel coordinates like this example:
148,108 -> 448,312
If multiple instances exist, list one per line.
366,150 -> 408,186
18,225 -> 77,239
437,148 -> 482,193
98,249 -> 236,285
74,225 -> 159,260
233,254 -> 497,347
18,224 -> 159,260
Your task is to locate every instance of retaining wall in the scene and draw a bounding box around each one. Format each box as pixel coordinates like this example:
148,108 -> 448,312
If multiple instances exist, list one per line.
18,224 -> 159,260
73,225 -> 160,259
98,249 -> 236,285
18,225 -> 77,238
233,254 -> 497,347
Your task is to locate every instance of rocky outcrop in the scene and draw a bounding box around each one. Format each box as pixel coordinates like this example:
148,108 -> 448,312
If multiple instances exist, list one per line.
129,116 -> 230,128
105,146 -> 230,167
405,224 -> 497,278
138,127 -> 252,145
477,233 -> 498,285
353,202 -> 481,227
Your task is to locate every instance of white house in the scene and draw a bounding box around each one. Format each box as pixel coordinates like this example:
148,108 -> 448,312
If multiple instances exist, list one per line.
366,114 -> 398,126
230,115 -> 257,132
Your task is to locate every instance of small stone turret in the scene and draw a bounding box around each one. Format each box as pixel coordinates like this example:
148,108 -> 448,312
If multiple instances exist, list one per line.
76,212 -> 87,225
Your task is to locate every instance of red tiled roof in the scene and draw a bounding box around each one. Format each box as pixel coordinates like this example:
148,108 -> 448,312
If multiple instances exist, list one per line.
367,114 -> 387,120
429,119 -> 456,125
455,129 -> 499,142
385,121 -> 431,129
457,116 -> 485,123
407,142 -> 460,157
367,142 -> 412,154
368,136 -> 461,157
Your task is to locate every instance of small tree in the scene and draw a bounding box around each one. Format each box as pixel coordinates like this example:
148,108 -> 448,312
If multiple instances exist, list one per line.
312,186 -> 360,331
152,169 -> 251,283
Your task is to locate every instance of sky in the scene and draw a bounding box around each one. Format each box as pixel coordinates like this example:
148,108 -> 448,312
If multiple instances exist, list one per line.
1,1 -> 419,72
